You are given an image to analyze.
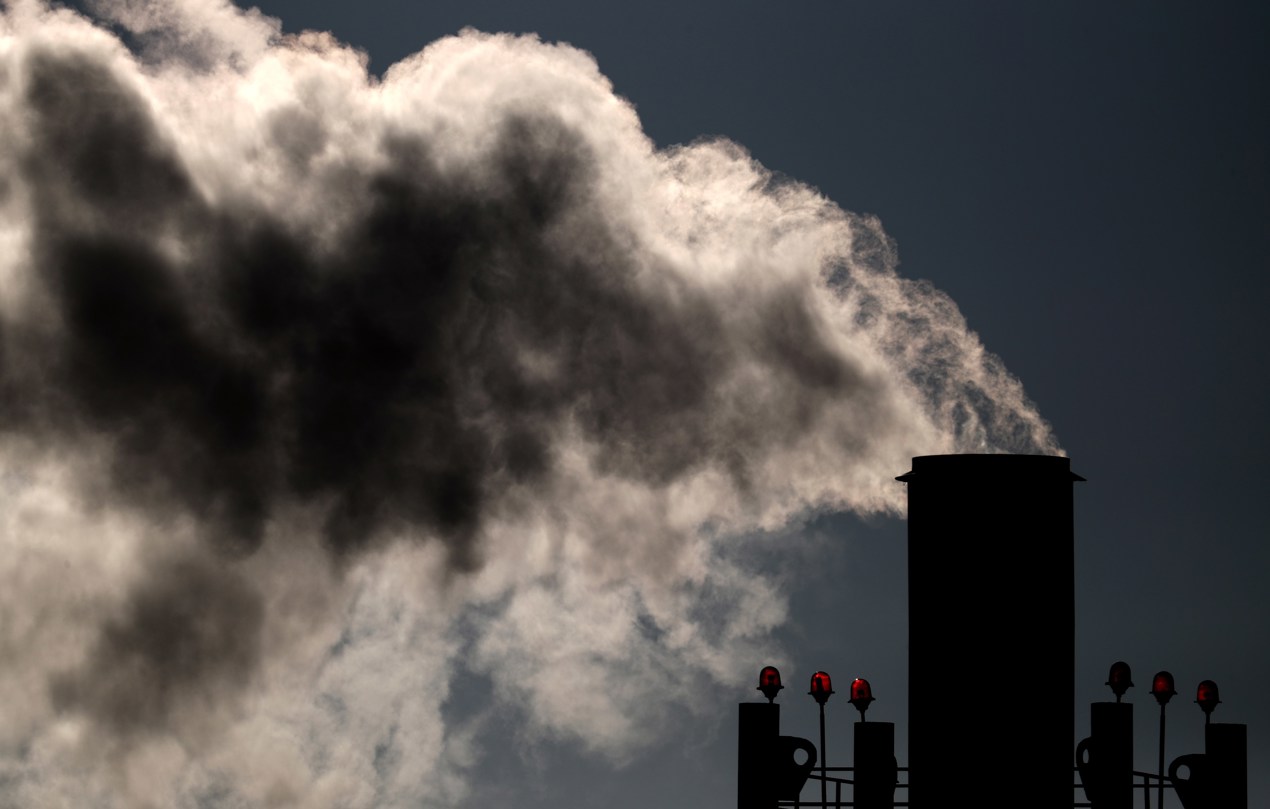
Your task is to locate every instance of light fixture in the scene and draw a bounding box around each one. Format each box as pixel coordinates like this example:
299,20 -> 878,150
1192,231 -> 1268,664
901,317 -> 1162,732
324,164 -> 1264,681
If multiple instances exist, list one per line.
809,671 -> 834,705
1150,671 -> 1176,706
1106,661 -> 1134,702
849,677 -> 875,721
1195,680 -> 1221,719
757,665 -> 783,703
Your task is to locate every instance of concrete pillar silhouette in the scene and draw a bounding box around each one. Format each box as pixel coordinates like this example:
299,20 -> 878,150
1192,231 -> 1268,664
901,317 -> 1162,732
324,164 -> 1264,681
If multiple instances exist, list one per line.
737,702 -> 817,809
738,703 -> 780,809
1076,702 -> 1134,809
1207,723 -> 1248,809
854,720 -> 898,809
1170,722 -> 1248,809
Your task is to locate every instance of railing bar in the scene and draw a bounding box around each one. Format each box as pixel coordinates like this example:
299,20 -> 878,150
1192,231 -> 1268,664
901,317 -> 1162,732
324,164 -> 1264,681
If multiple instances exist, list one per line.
809,766 -> 910,772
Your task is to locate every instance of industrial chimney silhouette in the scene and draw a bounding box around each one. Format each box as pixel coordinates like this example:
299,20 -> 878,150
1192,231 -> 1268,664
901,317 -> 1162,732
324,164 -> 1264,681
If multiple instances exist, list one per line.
897,453 -> 1083,808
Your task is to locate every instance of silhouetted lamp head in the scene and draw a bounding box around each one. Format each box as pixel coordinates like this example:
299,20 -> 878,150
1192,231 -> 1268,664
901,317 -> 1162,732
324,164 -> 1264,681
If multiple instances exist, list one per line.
849,677 -> 875,720
758,665 -> 784,703
808,671 -> 834,705
1150,671 -> 1177,706
1195,680 -> 1221,717
1106,661 -> 1134,702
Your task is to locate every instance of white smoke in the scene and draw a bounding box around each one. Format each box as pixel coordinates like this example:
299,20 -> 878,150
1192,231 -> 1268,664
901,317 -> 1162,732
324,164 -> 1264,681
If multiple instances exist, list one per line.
0,1 -> 1058,806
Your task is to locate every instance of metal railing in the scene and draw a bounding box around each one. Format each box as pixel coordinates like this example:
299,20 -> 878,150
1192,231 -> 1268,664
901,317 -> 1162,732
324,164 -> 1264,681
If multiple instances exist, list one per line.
1072,766 -> 1176,809
777,766 -> 910,808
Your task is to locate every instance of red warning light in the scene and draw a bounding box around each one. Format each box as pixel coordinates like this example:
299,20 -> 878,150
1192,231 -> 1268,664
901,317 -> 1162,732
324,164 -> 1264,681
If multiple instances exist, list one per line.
757,666 -> 784,703
849,678 -> 875,719
1150,671 -> 1176,706
808,671 -> 834,705
1195,680 -> 1221,716
1106,661 -> 1134,701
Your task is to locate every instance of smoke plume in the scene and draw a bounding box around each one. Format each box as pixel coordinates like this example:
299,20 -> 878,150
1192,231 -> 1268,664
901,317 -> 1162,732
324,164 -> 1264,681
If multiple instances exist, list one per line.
0,1 -> 1057,805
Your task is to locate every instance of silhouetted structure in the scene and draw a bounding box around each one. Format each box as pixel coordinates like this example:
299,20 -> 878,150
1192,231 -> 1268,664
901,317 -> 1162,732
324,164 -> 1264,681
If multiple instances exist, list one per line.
737,667 -> 899,809
1076,668 -> 1248,809
738,701 -> 816,809
735,454 -> 1249,808
1077,701 -> 1134,808
854,721 -> 899,809
1170,722 -> 1247,809
897,453 -> 1082,809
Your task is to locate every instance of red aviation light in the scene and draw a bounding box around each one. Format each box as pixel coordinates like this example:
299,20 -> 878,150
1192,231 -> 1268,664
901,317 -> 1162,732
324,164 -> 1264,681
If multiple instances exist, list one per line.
849,678 -> 875,720
1195,680 -> 1221,716
809,671 -> 834,705
1150,671 -> 1177,706
757,666 -> 784,703
1106,661 -> 1134,702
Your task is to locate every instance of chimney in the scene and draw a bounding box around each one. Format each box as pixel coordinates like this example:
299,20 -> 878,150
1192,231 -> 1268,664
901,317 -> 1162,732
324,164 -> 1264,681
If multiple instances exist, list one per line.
897,453 -> 1083,807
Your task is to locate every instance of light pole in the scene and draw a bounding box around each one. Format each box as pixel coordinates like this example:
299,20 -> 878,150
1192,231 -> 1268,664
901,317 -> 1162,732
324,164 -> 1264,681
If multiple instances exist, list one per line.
809,671 -> 834,809
1151,671 -> 1176,809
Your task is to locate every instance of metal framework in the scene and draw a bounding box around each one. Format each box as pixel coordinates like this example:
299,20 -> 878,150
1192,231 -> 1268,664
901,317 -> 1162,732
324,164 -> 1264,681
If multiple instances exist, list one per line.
778,767 -> 911,808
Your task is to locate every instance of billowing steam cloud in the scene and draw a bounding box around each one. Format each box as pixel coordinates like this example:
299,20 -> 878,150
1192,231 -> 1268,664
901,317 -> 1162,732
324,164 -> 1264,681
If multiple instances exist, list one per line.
0,0 -> 1058,806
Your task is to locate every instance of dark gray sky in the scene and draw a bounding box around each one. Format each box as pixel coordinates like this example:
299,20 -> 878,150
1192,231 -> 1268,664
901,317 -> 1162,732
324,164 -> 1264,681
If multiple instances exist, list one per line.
5,1 -> 1267,806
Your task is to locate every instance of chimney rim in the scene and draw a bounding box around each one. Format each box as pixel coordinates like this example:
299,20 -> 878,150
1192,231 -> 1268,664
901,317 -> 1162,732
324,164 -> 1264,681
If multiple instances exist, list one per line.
895,452 -> 1085,482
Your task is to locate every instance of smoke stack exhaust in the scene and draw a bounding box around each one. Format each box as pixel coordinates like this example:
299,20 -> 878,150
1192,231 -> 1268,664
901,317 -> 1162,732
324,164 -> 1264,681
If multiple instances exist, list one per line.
897,453 -> 1083,807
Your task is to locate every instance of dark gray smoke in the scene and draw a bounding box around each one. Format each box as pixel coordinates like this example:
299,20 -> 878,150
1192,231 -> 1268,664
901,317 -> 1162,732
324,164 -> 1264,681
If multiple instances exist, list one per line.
49,554 -> 263,737
12,43 -> 902,565
0,2 -> 1058,806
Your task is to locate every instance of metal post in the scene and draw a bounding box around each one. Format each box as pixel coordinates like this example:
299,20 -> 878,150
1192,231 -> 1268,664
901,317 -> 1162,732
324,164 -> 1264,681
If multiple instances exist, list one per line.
818,702 -> 828,809
1157,703 -> 1167,809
